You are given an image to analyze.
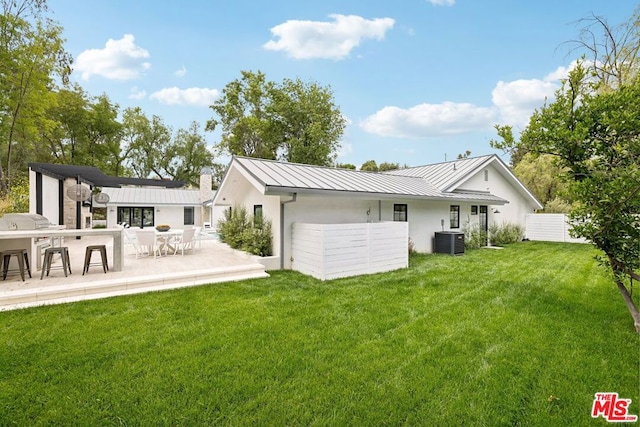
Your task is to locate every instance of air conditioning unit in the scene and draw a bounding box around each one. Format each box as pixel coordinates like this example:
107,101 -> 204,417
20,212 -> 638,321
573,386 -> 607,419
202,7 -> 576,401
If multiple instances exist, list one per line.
434,231 -> 465,255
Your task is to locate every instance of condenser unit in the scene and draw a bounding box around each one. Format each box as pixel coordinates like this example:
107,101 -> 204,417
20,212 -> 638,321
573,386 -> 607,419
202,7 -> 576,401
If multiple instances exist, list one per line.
434,231 -> 465,255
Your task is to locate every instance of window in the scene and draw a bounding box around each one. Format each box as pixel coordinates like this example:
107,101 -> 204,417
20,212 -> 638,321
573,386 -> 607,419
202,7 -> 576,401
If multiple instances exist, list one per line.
450,205 -> 460,228
184,207 -> 194,225
394,204 -> 407,222
253,205 -> 263,224
484,170 -> 489,181
471,205 -> 478,215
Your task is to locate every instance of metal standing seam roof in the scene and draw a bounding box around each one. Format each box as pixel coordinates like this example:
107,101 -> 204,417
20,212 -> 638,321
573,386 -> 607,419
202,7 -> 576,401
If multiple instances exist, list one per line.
101,187 -> 201,205
384,155 -> 494,191
233,156 -> 508,204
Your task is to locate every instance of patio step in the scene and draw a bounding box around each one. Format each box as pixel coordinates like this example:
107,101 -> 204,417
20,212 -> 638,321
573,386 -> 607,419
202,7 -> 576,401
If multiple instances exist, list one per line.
0,263 -> 269,311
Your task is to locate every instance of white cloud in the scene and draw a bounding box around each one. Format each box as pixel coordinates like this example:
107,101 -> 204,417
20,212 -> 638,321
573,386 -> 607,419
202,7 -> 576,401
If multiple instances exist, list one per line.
128,86 -> 147,100
149,87 -> 219,106
492,79 -> 558,127
337,142 -> 353,158
75,34 -> 151,80
263,14 -> 395,60
175,66 -> 187,77
359,63 -> 585,138
360,102 -> 496,138
428,0 -> 455,5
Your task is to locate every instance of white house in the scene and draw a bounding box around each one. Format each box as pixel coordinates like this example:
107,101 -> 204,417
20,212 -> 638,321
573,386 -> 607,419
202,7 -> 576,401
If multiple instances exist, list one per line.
28,163 -> 212,230
213,155 -> 543,270
97,187 -> 202,229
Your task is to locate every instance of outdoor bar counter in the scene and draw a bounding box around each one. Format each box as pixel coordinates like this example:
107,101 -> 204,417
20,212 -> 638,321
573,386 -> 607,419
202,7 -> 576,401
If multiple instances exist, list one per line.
0,228 -> 124,272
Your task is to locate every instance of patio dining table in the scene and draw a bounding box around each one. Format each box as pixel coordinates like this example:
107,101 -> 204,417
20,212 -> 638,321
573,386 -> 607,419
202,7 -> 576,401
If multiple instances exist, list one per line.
155,228 -> 183,256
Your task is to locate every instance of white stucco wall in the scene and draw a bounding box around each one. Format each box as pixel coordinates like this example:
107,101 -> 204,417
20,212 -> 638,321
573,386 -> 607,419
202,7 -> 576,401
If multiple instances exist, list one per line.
218,187 -> 507,269
29,170 -> 61,224
214,159 -> 539,270
105,205 -> 201,229
214,164 -> 281,256
455,163 -> 538,228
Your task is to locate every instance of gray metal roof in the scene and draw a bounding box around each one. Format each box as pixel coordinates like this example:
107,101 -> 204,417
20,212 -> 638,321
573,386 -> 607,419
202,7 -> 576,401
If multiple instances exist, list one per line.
236,156 -> 441,196
233,156 -> 508,204
101,187 -> 201,206
387,154 -> 543,209
384,155 -> 494,191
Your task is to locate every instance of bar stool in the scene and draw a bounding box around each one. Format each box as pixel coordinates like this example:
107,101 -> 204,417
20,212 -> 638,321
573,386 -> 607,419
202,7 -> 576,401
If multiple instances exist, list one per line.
83,245 -> 109,275
2,249 -> 32,281
41,247 -> 72,279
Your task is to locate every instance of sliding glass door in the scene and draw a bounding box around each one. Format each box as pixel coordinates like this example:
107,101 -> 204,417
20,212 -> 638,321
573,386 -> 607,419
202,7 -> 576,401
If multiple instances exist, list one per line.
117,207 -> 155,228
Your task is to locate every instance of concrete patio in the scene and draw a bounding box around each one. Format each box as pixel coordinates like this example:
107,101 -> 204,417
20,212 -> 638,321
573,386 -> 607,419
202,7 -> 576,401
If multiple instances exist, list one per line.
0,233 -> 269,311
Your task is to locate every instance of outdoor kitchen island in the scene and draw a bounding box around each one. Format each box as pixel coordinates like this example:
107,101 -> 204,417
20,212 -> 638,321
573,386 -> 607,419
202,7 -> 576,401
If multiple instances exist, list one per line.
0,228 -> 124,273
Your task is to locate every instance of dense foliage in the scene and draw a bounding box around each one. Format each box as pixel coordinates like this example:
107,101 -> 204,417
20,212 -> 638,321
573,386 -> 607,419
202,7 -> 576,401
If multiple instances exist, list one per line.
216,205 -> 273,257
207,70 -> 346,167
0,0 -> 223,199
463,221 -> 524,250
492,64 -> 640,332
490,9 -> 640,332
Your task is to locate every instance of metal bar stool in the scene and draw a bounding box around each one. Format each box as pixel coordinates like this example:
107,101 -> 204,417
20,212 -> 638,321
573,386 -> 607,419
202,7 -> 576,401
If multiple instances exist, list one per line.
40,247 -> 72,279
2,249 -> 32,281
83,245 -> 109,275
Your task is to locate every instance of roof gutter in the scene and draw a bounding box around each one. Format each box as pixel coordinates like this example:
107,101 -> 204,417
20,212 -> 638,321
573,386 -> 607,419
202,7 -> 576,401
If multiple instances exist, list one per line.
280,193 -> 297,270
265,186 -> 508,205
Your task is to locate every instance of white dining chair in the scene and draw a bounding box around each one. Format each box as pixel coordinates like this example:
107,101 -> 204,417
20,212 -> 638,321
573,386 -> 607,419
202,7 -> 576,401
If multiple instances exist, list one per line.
173,228 -> 196,256
124,228 -> 140,256
136,229 -> 160,259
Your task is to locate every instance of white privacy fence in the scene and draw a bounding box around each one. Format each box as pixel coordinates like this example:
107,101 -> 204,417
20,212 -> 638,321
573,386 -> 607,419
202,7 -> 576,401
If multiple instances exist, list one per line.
291,222 -> 408,280
525,214 -> 588,243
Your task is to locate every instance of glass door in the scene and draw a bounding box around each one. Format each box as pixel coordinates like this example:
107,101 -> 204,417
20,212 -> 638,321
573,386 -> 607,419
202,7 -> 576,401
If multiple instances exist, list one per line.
118,207 -> 155,228
479,205 -> 488,246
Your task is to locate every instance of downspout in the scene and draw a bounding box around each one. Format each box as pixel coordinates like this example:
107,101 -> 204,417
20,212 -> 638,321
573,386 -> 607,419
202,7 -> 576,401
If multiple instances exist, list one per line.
280,193 -> 297,269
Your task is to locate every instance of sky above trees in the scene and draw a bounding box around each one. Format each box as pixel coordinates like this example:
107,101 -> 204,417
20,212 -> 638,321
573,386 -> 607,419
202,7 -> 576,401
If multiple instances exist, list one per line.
48,0 -> 635,167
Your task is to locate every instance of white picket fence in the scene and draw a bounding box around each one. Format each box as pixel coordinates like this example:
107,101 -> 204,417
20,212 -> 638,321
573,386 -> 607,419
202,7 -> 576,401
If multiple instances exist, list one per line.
291,222 -> 408,280
525,214 -> 588,243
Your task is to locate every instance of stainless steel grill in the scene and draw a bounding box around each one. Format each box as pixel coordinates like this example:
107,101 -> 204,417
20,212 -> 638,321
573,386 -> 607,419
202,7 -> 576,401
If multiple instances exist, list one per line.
0,213 -> 51,230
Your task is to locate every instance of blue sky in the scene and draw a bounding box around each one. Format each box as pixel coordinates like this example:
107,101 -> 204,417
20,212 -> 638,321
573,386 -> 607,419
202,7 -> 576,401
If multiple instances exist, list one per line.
48,0 -> 636,168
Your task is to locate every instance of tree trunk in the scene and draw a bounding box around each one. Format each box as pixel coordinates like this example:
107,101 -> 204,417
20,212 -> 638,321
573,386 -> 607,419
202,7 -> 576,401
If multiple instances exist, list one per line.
609,256 -> 640,335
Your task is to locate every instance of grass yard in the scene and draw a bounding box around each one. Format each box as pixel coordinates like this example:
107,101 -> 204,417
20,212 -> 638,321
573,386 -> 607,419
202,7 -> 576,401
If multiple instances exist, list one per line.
0,242 -> 638,426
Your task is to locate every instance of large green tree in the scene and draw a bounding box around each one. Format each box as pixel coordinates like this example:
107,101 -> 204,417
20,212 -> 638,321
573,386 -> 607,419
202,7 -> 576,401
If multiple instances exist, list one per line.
123,110 -> 217,186
0,0 -> 71,194
207,70 -> 346,166
494,64 -> 640,333
122,108 -> 173,179
163,121 -> 215,187
271,77 -> 345,166
491,10 -> 640,333
83,94 -> 122,175
40,85 -> 90,164
512,153 -> 571,212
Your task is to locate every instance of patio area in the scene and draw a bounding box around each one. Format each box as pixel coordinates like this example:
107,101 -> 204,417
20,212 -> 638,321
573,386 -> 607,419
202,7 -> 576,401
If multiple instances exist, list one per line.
0,232 -> 269,311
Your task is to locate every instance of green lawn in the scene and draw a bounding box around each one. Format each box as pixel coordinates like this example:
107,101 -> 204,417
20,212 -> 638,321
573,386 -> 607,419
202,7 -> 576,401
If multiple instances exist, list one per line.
0,242 -> 638,426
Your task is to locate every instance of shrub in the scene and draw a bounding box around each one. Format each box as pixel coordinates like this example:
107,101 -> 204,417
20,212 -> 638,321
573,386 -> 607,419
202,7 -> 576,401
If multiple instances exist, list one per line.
217,205 -> 273,256
463,221 -> 524,249
462,222 -> 488,250
240,219 -> 273,257
489,222 -> 525,246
